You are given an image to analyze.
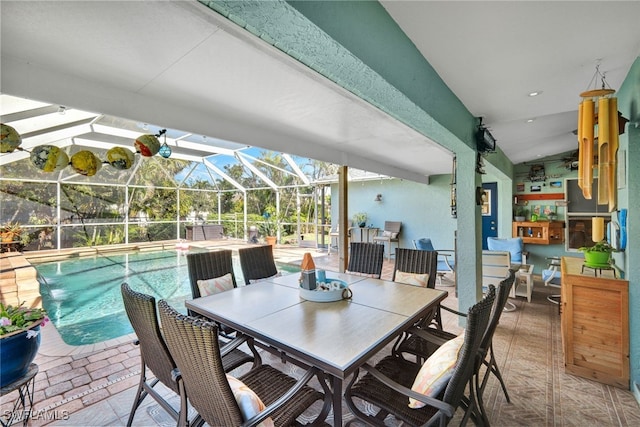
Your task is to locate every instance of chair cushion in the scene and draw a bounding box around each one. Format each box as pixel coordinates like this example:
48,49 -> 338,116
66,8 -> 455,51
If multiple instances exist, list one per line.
382,230 -> 398,239
197,273 -> 234,296
226,375 -> 274,427
487,237 -> 523,263
408,333 -> 465,408
395,271 -> 430,287
248,271 -> 282,284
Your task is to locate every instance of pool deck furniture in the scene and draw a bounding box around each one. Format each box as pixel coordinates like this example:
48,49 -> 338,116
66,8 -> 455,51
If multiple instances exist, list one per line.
0,364 -> 38,427
186,272 -> 447,426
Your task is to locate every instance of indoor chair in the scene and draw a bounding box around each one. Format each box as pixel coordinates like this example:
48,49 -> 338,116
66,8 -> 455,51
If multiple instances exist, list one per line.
372,221 -> 402,260
157,300 -> 332,427
413,237 -> 456,285
346,242 -> 385,279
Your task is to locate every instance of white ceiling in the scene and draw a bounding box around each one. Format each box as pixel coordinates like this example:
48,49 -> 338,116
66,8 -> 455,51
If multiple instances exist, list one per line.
2,1 -> 640,181
381,0 -> 640,164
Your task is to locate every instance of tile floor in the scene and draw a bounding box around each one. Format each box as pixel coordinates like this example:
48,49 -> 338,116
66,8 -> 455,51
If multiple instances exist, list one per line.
2,242 -> 639,426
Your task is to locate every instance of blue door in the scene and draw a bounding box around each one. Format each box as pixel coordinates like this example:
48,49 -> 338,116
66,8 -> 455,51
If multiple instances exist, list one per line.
481,182 -> 498,249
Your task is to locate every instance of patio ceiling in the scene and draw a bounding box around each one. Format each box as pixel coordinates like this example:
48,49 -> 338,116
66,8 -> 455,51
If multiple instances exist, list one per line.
0,0 -> 453,186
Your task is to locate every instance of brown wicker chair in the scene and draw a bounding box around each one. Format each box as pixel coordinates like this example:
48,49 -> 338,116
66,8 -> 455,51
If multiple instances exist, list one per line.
344,286 -> 496,427
346,242 -> 385,279
238,245 -> 278,285
186,250 -> 262,366
121,283 -> 255,426
392,248 -> 442,330
157,300 -> 332,427
392,271 -> 516,425
186,250 -> 238,299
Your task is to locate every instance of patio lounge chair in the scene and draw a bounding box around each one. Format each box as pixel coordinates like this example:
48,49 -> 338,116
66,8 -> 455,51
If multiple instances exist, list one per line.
413,237 -> 456,285
238,245 -> 279,285
157,300 -> 332,427
120,283 -> 254,426
344,286 -> 496,427
346,242 -> 385,279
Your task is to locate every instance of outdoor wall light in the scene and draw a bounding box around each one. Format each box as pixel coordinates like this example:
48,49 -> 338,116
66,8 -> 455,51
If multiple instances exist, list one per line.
374,193 -> 382,202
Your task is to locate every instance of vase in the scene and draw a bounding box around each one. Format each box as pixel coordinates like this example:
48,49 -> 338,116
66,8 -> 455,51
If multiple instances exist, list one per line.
265,236 -> 276,246
358,222 -> 366,228
0,322 -> 42,387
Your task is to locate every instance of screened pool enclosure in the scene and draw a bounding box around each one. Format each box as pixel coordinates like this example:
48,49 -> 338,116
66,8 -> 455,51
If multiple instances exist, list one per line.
1,95 -> 388,251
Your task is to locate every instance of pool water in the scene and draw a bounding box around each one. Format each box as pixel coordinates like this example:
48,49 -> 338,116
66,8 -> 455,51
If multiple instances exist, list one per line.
36,249 -> 298,346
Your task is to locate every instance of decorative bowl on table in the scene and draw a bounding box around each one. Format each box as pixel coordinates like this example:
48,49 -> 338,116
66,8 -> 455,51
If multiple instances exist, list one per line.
299,279 -> 352,302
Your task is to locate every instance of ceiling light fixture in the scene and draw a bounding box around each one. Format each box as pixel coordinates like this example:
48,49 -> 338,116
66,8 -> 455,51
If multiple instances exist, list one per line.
526,118 -> 535,123
528,91 -> 542,97
58,106 -> 66,115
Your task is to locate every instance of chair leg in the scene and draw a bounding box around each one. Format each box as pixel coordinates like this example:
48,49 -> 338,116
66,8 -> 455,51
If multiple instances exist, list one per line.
126,363 -> 149,427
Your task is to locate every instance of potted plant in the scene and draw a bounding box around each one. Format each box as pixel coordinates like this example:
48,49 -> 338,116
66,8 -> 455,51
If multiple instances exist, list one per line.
514,207 -> 527,222
0,302 -> 48,387
1,221 -> 22,243
578,240 -> 615,266
353,212 -> 367,228
258,212 -> 279,245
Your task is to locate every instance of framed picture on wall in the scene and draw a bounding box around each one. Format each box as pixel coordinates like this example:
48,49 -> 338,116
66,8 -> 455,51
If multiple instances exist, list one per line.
550,181 -> 562,188
481,189 -> 491,215
516,183 -> 525,192
531,185 -> 542,192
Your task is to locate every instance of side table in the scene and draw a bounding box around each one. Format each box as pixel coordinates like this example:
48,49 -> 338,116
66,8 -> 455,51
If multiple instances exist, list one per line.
513,264 -> 534,302
0,364 -> 38,427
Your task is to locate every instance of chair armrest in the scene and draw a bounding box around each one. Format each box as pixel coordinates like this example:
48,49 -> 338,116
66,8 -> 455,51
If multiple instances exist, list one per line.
359,362 -> 455,418
439,304 -> 467,318
219,333 -> 250,357
406,326 -> 455,347
242,366 -> 321,426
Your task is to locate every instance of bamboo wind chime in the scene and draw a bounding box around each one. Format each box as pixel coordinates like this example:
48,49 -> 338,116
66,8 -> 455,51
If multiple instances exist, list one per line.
577,68 -> 619,213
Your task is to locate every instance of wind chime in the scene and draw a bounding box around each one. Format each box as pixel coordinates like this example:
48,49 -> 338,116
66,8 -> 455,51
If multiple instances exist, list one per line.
577,65 -> 626,241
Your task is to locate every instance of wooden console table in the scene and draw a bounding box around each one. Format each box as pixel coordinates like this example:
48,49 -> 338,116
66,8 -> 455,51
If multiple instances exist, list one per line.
560,257 -> 629,388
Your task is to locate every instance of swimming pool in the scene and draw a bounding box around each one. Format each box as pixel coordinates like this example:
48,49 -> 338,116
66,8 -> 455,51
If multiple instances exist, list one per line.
35,249 -> 298,346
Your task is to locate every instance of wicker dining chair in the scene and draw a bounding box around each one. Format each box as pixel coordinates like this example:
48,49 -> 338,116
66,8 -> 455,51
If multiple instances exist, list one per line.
392,248 -> 442,330
186,250 -> 238,299
346,242 -> 385,279
186,250 -> 262,365
392,271 -> 516,426
238,245 -> 278,285
344,286 -> 496,427
157,300 -> 332,427
121,283 -> 255,427
121,283 -> 188,427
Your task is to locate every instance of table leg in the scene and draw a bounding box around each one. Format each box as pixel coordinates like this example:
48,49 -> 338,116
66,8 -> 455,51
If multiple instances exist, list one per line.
331,376 -> 343,426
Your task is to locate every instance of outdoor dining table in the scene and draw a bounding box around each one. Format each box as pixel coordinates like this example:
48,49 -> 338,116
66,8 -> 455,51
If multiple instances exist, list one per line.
185,272 -> 447,426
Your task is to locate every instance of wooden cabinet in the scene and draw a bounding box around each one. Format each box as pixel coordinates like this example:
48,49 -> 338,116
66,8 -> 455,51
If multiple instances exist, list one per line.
560,257 -> 629,388
512,220 -> 564,244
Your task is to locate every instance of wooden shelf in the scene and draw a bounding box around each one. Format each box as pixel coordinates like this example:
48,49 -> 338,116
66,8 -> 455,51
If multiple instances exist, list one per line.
513,221 -> 564,245
515,193 -> 565,201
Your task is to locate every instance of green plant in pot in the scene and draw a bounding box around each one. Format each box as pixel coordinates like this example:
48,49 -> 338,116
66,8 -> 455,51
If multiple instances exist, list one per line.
578,240 -> 615,266
514,207 -> 528,222
352,212 -> 367,228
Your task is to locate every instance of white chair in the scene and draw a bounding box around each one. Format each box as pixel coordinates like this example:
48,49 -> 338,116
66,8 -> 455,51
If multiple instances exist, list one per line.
487,237 -> 534,302
482,250 -> 516,311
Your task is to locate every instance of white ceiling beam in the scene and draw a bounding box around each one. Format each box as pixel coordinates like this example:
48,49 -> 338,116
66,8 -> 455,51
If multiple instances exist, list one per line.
235,152 -> 278,190
203,158 -> 245,193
